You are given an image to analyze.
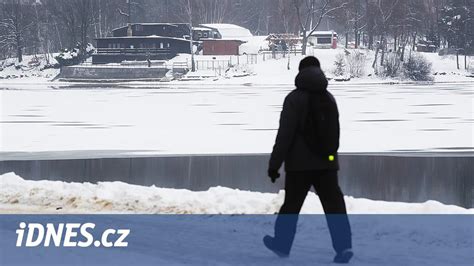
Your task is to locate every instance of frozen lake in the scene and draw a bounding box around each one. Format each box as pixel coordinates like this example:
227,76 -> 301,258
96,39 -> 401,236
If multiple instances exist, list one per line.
0,82 -> 472,158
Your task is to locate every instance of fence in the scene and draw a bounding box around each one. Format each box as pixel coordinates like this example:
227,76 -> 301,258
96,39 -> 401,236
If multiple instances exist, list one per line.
195,60 -> 231,71
230,54 -> 259,65
78,50 -> 304,74
261,48 -> 302,61
195,54 -> 259,72
172,62 -> 188,70
96,48 -> 172,55
77,61 -> 168,68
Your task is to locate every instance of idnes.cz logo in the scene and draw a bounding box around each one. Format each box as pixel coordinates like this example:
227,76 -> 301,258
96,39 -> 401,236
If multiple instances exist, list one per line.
16,222 -> 130,248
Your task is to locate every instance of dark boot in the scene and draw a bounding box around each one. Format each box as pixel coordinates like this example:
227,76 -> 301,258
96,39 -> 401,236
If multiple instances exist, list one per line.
333,249 -> 353,264
263,235 -> 289,258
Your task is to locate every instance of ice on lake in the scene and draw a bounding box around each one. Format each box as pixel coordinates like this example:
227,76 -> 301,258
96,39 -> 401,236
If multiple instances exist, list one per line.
0,82 -> 472,158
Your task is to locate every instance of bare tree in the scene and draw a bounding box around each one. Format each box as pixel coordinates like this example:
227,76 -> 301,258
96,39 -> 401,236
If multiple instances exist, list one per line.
178,0 -> 196,72
352,0 -> 365,48
2,0 -> 448,64
398,0 -> 427,61
374,0 -> 400,67
293,0 -> 348,55
45,0 -> 78,49
278,0 -> 298,33
0,0 -> 34,62
365,0 -> 376,49
44,0 -> 94,56
190,0 -> 231,23
333,0 -> 365,49
77,0 -> 93,54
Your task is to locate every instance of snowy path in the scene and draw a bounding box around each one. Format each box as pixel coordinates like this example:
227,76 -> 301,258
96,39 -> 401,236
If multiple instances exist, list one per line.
0,214 -> 472,265
0,82 -> 472,157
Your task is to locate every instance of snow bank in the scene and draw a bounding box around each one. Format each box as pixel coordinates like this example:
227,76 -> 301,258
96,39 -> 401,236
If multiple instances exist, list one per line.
0,54 -> 60,82
239,36 -> 269,55
1,173 -> 472,214
162,48 -> 473,86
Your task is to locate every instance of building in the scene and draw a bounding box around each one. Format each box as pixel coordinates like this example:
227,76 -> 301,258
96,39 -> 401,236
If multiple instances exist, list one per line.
192,27 -> 219,40
266,33 -> 301,52
201,39 -> 245,56
416,40 -> 437,53
92,23 -> 194,64
199,24 -> 253,40
196,24 -> 253,55
306,31 -> 338,49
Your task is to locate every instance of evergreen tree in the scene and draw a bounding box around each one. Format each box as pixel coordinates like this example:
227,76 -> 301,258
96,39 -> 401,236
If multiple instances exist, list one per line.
439,0 -> 473,53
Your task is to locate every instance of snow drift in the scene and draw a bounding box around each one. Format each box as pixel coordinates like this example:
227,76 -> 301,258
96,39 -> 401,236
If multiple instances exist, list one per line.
1,172 -> 472,214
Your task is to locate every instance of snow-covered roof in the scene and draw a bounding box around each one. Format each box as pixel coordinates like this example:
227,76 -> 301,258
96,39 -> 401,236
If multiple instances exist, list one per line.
96,36 -> 192,42
111,23 -> 188,32
200,24 -> 253,40
131,23 -> 188,26
307,31 -> 338,36
193,27 -> 213,31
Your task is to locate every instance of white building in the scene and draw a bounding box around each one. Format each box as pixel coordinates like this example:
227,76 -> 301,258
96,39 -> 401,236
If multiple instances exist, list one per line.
306,31 -> 338,49
199,24 -> 253,40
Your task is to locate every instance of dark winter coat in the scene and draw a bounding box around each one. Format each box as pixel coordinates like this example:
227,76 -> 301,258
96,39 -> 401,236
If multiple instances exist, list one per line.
269,66 -> 340,172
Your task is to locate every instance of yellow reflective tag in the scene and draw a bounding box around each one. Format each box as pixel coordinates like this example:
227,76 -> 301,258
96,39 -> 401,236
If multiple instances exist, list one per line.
329,155 -> 335,161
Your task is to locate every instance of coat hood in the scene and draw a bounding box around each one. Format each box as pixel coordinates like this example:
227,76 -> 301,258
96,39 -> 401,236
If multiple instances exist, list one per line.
295,66 -> 328,93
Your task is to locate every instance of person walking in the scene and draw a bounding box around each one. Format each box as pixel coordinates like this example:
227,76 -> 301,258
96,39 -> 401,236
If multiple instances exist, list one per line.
264,56 -> 353,264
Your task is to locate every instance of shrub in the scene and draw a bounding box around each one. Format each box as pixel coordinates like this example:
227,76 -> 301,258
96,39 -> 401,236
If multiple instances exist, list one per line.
55,48 -> 81,66
333,53 -> 346,76
55,43 -> 95,66
333,50 -> 367,78
346,50 -> 366,77
380,52 -> 402,78
403,53 -> 433,81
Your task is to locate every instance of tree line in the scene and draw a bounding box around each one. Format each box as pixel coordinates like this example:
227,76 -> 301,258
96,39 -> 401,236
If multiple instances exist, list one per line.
0,0 -> 472,62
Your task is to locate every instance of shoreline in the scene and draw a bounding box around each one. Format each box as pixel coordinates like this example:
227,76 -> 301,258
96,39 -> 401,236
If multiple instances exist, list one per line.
1,78 -> 473,88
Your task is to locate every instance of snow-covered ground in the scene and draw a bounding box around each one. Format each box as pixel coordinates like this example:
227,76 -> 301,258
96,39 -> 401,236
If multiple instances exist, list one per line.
3,172 -> 471,265
1,48 -> 473,86
1,51 -> 472,264
0,54 -> 60,83
2,173 -> 472,264
0,211 -> 472,266
0,82 -> 472,156
1,172 -> 472,214
173,49 -> 474,86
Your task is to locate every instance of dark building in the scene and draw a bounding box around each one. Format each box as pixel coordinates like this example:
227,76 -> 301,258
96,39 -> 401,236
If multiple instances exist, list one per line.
112,23 -> 192,38
93,23 -> 193,64
195,24 -> 253,56
202,39 -> 245,56
417,40 -> 437,53
192,27 -> 220,40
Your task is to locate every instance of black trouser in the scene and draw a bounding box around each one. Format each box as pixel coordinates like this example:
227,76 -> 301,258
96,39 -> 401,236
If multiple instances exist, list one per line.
274,170 -> 352,254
